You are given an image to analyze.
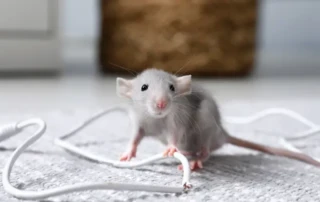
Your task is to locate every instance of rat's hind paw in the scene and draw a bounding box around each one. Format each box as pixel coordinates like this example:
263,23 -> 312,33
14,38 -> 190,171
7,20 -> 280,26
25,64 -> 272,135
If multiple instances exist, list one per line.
178,160 -> 203,171
119,149 -> 136,161
163,145 -> 178,157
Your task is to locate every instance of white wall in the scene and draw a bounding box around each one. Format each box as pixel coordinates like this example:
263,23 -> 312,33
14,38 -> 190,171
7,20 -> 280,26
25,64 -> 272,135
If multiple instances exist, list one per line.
258,0 -> 320,76
261,1 -> 320,50
63,0 -> 98,39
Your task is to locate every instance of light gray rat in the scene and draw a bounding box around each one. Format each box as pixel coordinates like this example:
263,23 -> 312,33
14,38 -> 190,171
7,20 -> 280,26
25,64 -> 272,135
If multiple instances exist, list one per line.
116,68 -> 320,170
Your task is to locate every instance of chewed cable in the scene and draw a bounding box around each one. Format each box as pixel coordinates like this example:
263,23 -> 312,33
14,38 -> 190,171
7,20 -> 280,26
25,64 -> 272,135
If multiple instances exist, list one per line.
223,107 -> 320,162
54,106 -> 191,185
1,106 -> 191,200
1,106 -> 320,200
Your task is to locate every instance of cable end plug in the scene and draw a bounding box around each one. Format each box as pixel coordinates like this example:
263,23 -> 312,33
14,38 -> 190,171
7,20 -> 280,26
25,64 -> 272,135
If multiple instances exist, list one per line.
183,182 -> 192,192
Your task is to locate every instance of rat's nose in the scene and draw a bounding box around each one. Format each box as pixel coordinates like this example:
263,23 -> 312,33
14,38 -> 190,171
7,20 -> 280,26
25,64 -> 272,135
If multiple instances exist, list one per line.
156,100 -> 167,110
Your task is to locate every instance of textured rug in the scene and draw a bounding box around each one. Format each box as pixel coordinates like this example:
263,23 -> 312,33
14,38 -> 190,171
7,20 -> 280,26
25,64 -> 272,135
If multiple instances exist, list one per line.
0,101 -> 320,202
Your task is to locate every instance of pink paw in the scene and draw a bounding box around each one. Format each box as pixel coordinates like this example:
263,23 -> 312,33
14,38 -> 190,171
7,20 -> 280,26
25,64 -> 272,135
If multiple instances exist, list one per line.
196,147 -> 210,161
163,145 -> 178,157
178,160 -> 203,171
120,149 -> 136,161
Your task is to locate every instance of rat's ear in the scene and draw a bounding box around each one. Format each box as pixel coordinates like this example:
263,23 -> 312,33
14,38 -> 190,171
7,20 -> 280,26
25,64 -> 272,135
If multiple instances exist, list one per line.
176,75 -> 192,95
116,77 -> 133,98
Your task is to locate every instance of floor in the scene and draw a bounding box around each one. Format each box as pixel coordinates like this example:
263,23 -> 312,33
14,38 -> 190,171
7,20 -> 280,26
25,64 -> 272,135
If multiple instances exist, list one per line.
1,69 -> 320,201
1,46 -> 320,201
0,70 -> 319,113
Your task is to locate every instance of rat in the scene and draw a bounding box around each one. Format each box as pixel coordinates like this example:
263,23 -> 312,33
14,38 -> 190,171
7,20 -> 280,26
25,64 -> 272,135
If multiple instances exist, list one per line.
116,68 -> 320,170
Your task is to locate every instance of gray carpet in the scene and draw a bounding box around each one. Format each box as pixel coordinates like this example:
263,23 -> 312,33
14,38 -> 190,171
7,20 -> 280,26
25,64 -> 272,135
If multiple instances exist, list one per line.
1,102 -> 320,202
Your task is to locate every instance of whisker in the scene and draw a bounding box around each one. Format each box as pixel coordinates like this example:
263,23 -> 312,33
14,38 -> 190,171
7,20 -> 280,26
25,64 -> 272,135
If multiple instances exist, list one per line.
183,109 -> 201,134
108,61 -> 137,76
173,103 -> 201,135
173,96 -> 198,109
174,57 -> 193,76
173,101 -> 197,110
174,109 -> 201,148
172,107 -> 187,141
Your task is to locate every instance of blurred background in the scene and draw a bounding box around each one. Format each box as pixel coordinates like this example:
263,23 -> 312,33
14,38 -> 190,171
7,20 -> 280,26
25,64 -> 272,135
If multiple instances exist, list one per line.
63,0 -> 320,77
0,0 -> 319,111
1,2 -> 320,201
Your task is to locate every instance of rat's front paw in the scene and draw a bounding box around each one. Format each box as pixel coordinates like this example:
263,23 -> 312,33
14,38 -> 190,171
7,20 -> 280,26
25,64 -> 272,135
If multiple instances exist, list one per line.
178,160 -> 203,171
163,145 -> 178,157
120,149 -> 136,161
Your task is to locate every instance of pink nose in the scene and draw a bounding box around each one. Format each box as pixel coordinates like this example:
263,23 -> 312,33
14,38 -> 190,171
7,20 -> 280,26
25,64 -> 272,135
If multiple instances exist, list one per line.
156,100 -> 167,110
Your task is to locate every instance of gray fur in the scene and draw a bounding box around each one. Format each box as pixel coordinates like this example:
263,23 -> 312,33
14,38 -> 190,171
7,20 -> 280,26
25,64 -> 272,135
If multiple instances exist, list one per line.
118,68 -> 320,167
124,68 -> 227,160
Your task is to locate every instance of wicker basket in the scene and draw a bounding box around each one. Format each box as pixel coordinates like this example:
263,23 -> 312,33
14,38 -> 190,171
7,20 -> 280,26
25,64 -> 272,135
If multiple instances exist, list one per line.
99,0 -> 257,76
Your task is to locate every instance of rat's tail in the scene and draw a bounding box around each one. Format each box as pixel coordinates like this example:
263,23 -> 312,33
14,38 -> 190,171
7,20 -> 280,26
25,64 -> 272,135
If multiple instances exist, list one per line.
227,135 -> 320,167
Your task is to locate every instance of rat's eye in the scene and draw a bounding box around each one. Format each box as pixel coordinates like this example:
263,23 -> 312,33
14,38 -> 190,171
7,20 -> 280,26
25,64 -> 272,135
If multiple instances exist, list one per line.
169,84 -> 175,92
141,84 -> 149,91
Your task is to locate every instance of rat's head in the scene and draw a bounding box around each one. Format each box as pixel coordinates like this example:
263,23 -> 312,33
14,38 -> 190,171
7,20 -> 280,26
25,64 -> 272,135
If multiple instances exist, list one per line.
116,68 -> 192,118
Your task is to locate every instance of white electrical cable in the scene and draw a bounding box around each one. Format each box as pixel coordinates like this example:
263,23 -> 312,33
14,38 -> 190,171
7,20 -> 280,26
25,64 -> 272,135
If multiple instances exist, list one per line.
1,106 -> 320,200
1,106 -> 192,200
223,107 -> 320,139
223,107 -> 320,162
54,106 -> 191,183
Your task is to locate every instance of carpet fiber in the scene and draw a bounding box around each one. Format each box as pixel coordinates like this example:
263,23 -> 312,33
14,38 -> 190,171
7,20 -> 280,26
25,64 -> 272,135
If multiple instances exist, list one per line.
0,102 -> 320,202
